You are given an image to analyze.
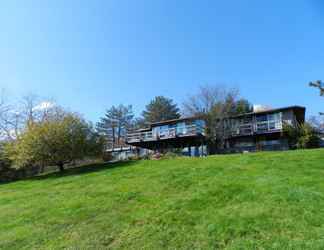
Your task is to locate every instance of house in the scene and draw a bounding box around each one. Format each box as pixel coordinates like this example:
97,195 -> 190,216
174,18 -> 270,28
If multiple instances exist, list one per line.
105,146 -> 151,161
226,106 -> 305,152
127,117 -> 206,156
126,106 -> 306,155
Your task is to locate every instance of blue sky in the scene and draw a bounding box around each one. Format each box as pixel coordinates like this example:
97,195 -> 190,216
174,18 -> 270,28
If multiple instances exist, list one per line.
0,0 -> 323,121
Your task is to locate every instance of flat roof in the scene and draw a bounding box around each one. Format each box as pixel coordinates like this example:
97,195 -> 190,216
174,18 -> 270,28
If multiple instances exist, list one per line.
150,106 -> 306,126
230,105 -> 306,118
150,116 -> 203,127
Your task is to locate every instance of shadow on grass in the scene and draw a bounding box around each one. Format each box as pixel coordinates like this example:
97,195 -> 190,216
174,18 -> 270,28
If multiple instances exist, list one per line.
33,160 -> 139,181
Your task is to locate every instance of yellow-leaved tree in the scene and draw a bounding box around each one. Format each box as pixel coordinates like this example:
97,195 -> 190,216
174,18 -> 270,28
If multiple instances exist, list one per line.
6,110 -> 104,172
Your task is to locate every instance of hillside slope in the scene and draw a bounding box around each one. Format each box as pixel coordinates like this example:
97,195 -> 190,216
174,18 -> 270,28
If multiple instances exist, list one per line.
1,149 -> 324,249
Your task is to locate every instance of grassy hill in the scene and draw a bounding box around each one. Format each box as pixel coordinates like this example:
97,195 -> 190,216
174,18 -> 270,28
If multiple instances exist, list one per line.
1,149 -> 324,249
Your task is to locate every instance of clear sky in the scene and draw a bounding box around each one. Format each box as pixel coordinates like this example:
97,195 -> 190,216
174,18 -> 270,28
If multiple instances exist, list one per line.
1,0 -> 323,122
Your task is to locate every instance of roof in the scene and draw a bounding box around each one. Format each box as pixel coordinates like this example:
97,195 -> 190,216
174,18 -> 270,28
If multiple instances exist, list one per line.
129,106 -> 306,131
150,116 -> 203,127
150,106 -> 306,126
230,105 -> 306,118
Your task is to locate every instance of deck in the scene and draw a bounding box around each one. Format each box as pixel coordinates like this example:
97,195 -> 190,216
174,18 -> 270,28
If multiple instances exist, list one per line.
126,124 -> 206,149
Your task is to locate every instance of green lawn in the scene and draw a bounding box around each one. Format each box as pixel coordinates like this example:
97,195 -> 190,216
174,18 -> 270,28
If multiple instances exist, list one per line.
1,149 -> 324,249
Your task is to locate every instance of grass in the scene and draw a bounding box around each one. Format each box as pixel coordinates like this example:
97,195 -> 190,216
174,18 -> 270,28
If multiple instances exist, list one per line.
1,149 -> 324,249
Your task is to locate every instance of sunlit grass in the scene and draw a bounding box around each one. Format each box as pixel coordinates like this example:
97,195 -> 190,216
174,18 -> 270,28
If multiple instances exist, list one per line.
1,149 -> 324,249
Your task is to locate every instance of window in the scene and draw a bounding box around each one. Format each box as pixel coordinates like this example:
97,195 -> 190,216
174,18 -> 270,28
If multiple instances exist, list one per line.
256,115 -> 267,122
176,122 -> 186,135
256,123 -> 268,132
260,140 -> 280,146
159,125 -> 169,138
194,120 -> 205,134
268,112 -> 281,121
269,122 -> 276,130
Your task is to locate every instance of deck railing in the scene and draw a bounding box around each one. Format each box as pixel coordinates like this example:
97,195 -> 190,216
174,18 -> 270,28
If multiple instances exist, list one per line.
231,120 -> 283,137
126,124 -> 205,143
127,120 -> 284,143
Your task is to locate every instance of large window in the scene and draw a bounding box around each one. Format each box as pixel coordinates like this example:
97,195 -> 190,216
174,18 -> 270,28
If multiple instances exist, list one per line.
268,113 -> 281,121
256,114 -> 267,122
176,122 -> 187,135
256,112 -> 282,133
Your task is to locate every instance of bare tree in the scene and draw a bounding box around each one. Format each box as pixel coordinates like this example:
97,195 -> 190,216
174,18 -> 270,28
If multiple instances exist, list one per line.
0,92 -> 57,141
0,90 -> 20,140
183,84 -> 251,153
309,80 -> 324,96
183,84 -> 232,116
309,80 -> 324,115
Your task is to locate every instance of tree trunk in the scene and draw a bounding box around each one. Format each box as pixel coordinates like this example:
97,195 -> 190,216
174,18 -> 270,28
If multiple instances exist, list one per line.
112,126 -> 116,149
40,164 -> 45,173
58,162 -> 65,172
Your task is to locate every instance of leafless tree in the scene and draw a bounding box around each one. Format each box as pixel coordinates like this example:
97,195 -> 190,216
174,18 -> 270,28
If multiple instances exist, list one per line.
183,84 -> 236,116
0,92 -> 57,141
309,80 -> 324,115
183,84 -> 248,153
0,90 -> 20,140
309,80 -> 324,96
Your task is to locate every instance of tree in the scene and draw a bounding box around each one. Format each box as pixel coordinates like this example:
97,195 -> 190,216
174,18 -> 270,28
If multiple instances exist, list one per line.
6,111 -> 104,172
96,105 -> 134,149
309,80 -> 324,96
0,90 -> 20,141
235,98 -> 253,114
142,96 -> 180,123
0,92 -> 57,141
309,80 -> 324,115
183,84 -> 252,153
283,122 -> 320,149
131,117 -> 147,130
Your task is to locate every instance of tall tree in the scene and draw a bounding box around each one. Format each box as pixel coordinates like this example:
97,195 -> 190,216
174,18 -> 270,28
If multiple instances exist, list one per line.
0,92 -> 57,141
183,84 -> 251,153
235,98 -> 253,114
96,105 -> 134,149
142,96 -> 180,123
6,111 -> 103,172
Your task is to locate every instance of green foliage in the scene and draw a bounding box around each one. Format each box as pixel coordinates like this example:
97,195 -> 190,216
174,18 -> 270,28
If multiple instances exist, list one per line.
284,122 -> 320,149
234,98 -> 253,114
0,143 -> 11,171
1,149 -> 324,249
161,151 -> 180,159
96,104 -> 134,148
6,113 -> 104,171
142,96 -> 180,123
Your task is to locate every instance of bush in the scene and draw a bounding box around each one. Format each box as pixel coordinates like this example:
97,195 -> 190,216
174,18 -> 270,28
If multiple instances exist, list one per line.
102,152 -> 113,162
141,153 -> 153,160
284,123 -> 320,149
0,143 -> 12,171
161,151 -> 180,159
127,155 -> 141,161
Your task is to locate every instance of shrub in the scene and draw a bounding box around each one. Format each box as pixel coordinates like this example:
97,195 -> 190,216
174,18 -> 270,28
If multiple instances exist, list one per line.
284,122 -> 320,149
161,151 -> 180,159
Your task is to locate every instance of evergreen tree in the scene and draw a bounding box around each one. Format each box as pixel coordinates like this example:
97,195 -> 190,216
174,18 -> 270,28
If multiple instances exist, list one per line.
142,96 -> 180,123
96,105 -> 134,148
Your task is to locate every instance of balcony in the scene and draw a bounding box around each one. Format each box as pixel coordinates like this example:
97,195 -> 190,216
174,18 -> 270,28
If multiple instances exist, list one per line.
127,124 -> 205,143
255,120 -> 283,134
231,123 -> 254,136
231,120 -> 283,137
